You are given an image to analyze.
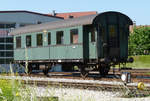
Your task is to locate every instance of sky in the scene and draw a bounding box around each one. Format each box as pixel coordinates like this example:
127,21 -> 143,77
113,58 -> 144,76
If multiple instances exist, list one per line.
0,0 -> 150,25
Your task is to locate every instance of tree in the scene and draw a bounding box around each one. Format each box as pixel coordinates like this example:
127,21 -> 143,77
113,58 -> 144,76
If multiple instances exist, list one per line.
129,26 -> 150,56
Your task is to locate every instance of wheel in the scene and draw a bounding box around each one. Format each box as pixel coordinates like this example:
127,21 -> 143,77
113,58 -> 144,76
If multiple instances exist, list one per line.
99,64 -> 110,77
43,64 -> 51,76
80,66 -> 89,78
43,69 -> 49,75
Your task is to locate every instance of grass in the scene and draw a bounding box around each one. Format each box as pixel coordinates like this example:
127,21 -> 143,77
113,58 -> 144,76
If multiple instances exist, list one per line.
0,78 -> 59,101
127,55 -> 150,69
0,79 -> 21,101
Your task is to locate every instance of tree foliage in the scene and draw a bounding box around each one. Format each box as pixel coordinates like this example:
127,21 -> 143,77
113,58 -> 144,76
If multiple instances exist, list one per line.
129,26 -> 150,56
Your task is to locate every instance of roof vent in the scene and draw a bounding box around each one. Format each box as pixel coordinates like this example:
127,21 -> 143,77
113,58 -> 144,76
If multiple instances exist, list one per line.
69,15 -> 74,19
52,10 -> 56,16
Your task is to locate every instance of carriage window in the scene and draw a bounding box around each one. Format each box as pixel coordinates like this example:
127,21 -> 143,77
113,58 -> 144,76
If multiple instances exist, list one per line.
16,36 -> 21,48
109,25 -> 117,37
56,31 -> 64,44
70,29 -> 78,44
37,34 -> 43,46
91,27 -> 96,42
48,32 -> 51,45
26,35 -> 31,47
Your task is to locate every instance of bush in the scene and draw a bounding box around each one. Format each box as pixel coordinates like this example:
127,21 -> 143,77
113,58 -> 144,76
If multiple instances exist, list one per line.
129,26 -> 150,56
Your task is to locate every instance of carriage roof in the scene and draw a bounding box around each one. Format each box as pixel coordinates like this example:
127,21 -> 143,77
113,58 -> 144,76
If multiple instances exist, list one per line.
10,11 -> 133,35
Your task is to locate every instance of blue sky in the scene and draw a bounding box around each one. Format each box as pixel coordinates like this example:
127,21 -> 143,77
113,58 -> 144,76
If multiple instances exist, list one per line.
0,0 -> 149,25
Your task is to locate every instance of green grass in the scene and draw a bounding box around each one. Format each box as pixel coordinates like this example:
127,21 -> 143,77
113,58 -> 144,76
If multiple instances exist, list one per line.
127,55 -> 150,69
0,79 -> 21,101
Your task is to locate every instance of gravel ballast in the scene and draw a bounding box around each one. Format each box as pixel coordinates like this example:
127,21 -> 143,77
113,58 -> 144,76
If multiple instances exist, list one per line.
0,75 -> 150,101
28,86 -> 150,101
0,75 -> 150,87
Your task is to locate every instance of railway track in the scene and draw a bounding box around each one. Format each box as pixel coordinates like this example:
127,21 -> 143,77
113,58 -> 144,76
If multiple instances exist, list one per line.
16,68 -> 150,83
0,74 -> 150,98
1,68 -> 150,98
1,69 -> 150,89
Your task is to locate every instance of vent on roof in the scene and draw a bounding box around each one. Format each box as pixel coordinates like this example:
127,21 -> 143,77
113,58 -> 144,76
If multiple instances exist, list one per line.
52,10 -> 56,16
69,15 -> 74,19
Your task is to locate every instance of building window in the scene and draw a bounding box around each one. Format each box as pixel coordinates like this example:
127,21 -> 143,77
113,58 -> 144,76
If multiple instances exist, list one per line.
0,45 -> 4,50
48,32 -> 51,45
56,31 -> 64,44
6,45 -> 13,50
91,27 -> 96,42
26,35 -> 31,47
16,36 -> 21,48
0,23 -> 15,28
6,52 -> 13,57
0,52 -> 5,57
5,59 -> 13,64
6,38 -> 13,43
0,24 -> 5,28
37,34 -> 43,46
0,38 -> 4,43
70,29 -> 78,44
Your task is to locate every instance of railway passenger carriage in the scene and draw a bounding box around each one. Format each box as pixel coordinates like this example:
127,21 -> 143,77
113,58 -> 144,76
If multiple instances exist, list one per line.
10,11 -> 133,76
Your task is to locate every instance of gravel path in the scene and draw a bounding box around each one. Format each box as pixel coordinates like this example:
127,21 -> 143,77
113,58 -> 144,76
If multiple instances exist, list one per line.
28,86 -> 150,101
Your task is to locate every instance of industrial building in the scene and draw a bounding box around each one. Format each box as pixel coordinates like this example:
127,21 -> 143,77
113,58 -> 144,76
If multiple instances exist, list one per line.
0,10 -> 63,72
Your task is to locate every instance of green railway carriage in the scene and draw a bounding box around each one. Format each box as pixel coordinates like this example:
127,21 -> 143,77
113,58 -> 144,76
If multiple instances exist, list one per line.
10,11 -> 133,76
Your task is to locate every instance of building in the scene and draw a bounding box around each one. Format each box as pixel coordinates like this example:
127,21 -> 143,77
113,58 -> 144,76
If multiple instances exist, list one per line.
50,11 -> 97,19
0,10 -> 63,72
0,10 -> 63,28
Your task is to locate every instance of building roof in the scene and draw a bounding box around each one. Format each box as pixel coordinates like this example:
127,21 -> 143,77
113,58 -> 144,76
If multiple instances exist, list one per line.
0,10 -> 63,19
50,11 -> 97,19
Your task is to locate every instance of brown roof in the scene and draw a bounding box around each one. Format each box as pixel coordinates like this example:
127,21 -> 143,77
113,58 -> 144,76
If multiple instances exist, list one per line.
50,11 -> 97,19
0,10 -> 63,19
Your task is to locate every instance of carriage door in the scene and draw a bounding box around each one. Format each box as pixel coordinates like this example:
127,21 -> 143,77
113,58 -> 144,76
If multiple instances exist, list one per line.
108,24 -> 120,58
98,22 -> 120,58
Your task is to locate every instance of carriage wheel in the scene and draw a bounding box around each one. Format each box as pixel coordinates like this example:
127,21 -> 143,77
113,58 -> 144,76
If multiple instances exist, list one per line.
80,66 -> 89,78
99,64 -> 110,77
43,64 -> 51,76
43,69 -> 49,75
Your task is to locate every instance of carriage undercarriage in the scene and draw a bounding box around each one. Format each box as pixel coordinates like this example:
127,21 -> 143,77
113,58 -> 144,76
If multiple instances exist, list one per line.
15,57 -> 133,77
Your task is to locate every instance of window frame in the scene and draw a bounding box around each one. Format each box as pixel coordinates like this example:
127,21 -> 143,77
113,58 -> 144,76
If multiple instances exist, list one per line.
91,27 -> 96,42
70,29 -> 79,44
26,35 -> 32,47
48,32 -> 51,45
36,33 -> 43,46
56,31 -> 64,45
16,36 -> 21,48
